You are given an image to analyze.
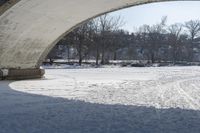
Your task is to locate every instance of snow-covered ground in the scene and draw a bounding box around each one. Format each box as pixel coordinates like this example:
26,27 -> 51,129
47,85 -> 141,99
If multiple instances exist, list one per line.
1,66 -> 200,133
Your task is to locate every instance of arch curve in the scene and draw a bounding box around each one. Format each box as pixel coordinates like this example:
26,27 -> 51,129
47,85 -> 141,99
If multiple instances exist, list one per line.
0,0 -> 191,79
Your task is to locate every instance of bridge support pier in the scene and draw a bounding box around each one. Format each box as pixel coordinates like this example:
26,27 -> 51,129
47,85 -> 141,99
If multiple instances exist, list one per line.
0,68 -> 45,80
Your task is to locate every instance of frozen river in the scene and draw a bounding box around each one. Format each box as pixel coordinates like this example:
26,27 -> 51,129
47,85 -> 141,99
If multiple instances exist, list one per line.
1,66 -> 200,133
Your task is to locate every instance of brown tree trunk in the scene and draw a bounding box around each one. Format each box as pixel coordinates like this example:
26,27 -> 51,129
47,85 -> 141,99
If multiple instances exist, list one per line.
113,51 -> 117,60
101,43 -> 105,65
78,40 -> 82,66
96,45 -> 99,66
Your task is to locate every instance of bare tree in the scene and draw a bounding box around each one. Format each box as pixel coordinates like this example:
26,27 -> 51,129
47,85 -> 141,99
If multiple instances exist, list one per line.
71,23 -> 91,65
185,20 -> 200,61
96,14 -> 125,64
145,16 -> 167,63
48,16 -> 200,66
89,19 -> 101,65
168,23 -> 183,64
136,25 -> 150,61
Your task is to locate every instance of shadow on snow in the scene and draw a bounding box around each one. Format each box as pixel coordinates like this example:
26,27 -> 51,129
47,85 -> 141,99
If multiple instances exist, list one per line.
0,81 -> 200,133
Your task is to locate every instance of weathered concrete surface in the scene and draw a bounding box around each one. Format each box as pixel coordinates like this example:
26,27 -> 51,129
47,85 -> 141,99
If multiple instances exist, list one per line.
5,68 -> 45,80
0,0 -> 20,15
0,0 -> 187,70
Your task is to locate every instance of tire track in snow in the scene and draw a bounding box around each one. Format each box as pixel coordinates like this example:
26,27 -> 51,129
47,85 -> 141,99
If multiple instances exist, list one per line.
148,74 -> 200,128
176,79 -> 200,111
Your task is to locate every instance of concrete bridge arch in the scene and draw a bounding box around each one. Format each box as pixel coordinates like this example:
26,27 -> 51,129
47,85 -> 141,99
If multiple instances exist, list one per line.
0,0 -> 192,79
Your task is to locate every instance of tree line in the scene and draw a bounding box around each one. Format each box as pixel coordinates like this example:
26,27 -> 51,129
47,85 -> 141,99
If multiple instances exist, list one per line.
47,14 -> 200,66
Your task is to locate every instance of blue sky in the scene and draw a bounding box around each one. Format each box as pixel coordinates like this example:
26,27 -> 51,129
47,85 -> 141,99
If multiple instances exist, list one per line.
110,1 -> 200,32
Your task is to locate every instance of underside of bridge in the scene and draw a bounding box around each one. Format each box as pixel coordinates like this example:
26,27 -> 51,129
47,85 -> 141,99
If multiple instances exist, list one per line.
0,0 -> 184,79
